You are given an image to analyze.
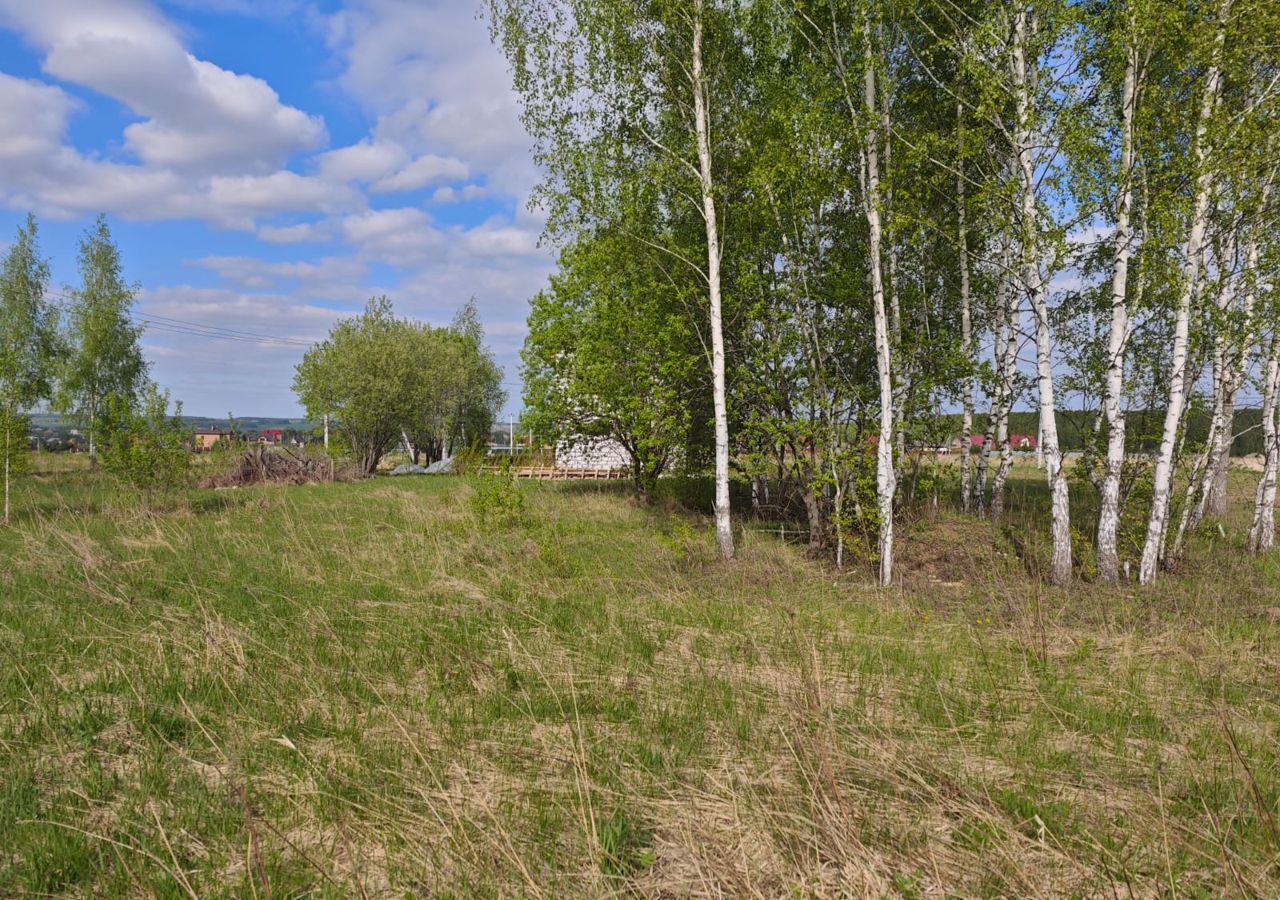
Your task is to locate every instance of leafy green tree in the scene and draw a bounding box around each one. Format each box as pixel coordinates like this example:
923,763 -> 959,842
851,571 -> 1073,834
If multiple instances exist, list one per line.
55,215 -> 148,467
447,299 -> 505,456
0,214 -> 59,525
401,321 -> 461,465
523,227 -> 706,496
294,298 -> 417,475
489,0 -> 748,559
99,384 -> 192,501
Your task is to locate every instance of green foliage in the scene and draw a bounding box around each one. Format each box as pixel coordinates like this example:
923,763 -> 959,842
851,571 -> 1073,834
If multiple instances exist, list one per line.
0,214 -> 59,521
0,215 -> 59,413
468,467 -> 528,526
596,808 -> 653,878
294,297 -> 414,475
0,410 -> 31,480
294,297 -> 504,475
447,299 -> 506,455
55,215 -> 148,456
523,227 -> 706,494
98,385 -> 192,499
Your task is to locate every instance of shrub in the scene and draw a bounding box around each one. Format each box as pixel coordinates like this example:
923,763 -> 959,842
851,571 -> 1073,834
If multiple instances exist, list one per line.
99,385 -> 191,501
469,466 -> 527,526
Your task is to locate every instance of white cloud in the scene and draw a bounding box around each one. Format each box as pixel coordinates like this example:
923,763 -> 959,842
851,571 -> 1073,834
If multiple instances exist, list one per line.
430,183 -> 487,205
457,220 -> 541,259
0,73 -> 78,162
315,140 -> 408,183
191,255 -> 366,291
0,0 -> 325,173
341,207 -> 445,265
328,0 -> 538,199
206,172 -> 359,227
372,153 -> 468,193
256,221 -> 328,244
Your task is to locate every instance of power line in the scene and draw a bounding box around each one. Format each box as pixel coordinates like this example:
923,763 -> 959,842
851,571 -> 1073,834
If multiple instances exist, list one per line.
138,320 -> 312,347
141,313 -> 313,346
44,288 -> 316,348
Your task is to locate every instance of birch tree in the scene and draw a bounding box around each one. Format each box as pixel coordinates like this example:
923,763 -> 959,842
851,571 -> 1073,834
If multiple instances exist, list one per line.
792,0 -> 902,583
1011,2 -> 1072,584
957,105 -> 976,513
1250,329 -> 1280,553
0,215 -> 59,525
56,215 -> 147,467
861,18 -> 897,586
1138,4 -> 1227,584
489,0 -> 744,559
1095,2 -> 1144,583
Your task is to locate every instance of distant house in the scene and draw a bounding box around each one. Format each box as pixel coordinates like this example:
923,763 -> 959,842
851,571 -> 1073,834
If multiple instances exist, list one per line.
259,429 -> 284,445
554,437 -> 631,471
194,429 -> 225,452
968,433 -> 1038,451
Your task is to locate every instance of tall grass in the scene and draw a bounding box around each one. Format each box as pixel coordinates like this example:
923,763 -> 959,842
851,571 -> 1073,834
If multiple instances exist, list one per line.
1,455 -> 1278,896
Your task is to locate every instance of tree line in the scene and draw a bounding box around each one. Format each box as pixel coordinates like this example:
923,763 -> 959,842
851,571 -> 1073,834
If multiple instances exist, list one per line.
0,213 -> 506,518
490,0 -> 1279,586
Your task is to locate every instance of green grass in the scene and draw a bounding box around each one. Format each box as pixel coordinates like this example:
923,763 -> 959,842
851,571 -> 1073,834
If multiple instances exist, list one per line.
2,456 -> 1279,896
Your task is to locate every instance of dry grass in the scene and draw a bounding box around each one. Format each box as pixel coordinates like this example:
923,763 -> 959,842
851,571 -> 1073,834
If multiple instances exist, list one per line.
1,458 -> 1278,897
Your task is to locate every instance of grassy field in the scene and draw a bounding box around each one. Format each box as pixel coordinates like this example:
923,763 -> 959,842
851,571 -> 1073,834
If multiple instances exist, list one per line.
2,456 -> 1279,897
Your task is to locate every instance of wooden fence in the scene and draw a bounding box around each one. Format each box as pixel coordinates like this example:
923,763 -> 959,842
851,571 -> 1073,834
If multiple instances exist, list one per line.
478,465 -> 628,481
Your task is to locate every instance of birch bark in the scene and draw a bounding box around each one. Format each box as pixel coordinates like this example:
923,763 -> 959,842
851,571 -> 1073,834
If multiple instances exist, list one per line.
1013,6 -> 1071,583
958,113 -> 975,514
1097,40 -> 1138,582
1250,334 -> 1280,553
691,3 -> 734,560
1138,14 -> 1224,584
991,273 -> 1020,520
863,32 -> 896,587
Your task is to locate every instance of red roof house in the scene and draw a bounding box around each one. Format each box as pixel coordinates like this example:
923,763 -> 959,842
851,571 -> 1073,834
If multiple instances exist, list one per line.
968,434 -> 1038,450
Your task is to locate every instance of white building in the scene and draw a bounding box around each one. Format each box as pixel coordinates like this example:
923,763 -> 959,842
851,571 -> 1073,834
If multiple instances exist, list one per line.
554,437 -> 631,470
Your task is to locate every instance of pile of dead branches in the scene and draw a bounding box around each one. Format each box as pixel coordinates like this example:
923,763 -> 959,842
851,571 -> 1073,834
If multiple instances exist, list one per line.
201,445 -> 357,488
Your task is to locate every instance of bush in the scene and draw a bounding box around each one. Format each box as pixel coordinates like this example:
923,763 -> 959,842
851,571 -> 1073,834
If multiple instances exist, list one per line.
469,466 -> 527,526
99,385 -> 191,501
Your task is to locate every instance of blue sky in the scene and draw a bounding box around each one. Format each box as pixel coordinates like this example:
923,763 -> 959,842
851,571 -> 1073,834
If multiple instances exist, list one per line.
0,0 -> 547,417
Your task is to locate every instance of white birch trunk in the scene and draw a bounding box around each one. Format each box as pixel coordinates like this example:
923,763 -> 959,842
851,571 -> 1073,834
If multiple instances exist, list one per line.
990,279 -> 1020,520
692,5 -> 734,560
1206,220 -> 1265,519
1173,334 -> 1229,557
863,35 -> 896,587
1097,43 -> 1138,583
882,81 -> 906,472
1013,7 -> 1071,583
1138,22 -> 1223,584
1250,335 -> 1280,553
958,121 -> 975,514
1177,256 -> 1242,556
977,245 -> 1013,516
